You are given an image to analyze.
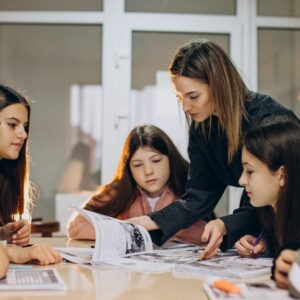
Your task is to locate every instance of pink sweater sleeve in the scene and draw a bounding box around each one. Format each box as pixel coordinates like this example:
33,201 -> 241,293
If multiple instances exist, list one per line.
67,192 -> 113,240
67,213 -> 95,240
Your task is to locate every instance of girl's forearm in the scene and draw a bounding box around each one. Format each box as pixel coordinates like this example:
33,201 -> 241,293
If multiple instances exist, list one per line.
6,246 -> 30,264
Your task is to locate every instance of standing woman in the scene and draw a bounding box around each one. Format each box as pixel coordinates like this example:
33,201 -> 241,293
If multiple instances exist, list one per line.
129,41 -> 298,257
0,84 -> 31,245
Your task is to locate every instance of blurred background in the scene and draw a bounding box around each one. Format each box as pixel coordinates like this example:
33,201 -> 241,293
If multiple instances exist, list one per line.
0,0 -> 299,234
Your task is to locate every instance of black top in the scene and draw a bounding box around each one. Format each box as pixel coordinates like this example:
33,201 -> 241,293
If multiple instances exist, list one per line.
149,92 -> 298,248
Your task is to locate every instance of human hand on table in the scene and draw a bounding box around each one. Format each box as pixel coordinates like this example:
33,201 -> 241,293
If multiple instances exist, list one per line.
7,243 -> 62,265
199,219 -> 226,260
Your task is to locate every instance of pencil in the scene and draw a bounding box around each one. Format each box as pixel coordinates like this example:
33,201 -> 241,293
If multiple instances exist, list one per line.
253,231 -> 264,247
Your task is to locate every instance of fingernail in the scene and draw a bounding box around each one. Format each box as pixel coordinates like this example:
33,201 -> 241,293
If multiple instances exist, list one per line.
202,237 -> 207,242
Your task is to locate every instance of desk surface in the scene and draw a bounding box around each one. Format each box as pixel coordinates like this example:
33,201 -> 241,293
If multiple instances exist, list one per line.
1,238 -> 269,300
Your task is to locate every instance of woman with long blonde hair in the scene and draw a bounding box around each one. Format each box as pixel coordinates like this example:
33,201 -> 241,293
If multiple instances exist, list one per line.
128,41 -> 298,258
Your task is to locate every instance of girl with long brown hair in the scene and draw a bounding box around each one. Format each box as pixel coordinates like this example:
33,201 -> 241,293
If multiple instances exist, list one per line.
234,115 -> 300,289
0,84 -> 31,244
67,124 -> 206,244
0,84 -> 62,269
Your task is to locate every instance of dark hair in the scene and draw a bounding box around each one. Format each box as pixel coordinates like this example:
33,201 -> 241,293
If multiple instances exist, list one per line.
0,84 -> 31,224
169,40 -> 250,162
243,115 -> 300,251
85,124 -> 189,217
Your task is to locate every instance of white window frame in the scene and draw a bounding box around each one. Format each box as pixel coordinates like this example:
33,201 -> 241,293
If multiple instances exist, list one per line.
1,0 -> 300,214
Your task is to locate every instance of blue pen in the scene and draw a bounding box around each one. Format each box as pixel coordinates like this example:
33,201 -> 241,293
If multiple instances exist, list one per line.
253,231 -> 264,247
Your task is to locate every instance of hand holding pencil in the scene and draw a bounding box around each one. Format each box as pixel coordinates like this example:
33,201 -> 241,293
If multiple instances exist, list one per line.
235,233 -> 267,257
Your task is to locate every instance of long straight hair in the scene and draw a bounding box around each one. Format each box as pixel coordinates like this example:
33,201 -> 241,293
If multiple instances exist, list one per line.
243,115 -> 300,252
169,40 -> 250,162
0,84 -> 31,224
85,125 -> 189,217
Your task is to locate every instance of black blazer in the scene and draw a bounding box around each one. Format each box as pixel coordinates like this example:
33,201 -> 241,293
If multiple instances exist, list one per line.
149,92 -> 298,249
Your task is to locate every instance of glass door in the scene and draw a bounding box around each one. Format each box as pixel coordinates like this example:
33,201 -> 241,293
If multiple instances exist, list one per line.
115,12 -> 243,216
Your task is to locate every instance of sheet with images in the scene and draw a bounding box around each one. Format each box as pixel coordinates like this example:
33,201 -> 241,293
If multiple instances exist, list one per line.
102,247 -> 201,273
0,268 -> 67,291
57,206 -> 153,264
203,280 -> 293,300
174,249 -> 273,279
89,246 -> 273,277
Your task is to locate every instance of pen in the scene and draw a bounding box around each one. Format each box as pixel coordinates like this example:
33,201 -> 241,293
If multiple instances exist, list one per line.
208,277 -> 241,294
253,231 -> 264,247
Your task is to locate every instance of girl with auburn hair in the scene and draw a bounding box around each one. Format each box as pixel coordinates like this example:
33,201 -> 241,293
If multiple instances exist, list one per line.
67,124 -> 206,244
0,84 -> 61,271
234,115 -> 300,289
128,40 -> 298,259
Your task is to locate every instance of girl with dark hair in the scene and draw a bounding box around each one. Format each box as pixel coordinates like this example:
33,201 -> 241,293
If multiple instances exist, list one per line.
234,115 -> 300,289
67,124 -> 206,244
127,40 -> 298,259
0,84 -> 32,244
0,84 -> 62,270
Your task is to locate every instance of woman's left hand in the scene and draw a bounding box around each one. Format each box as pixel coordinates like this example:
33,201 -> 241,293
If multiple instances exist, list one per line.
200,219 -> 226,260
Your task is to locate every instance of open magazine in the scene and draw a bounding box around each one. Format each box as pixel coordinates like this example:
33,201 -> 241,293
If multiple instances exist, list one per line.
57,207 -> 153,264
58,208 -> 272,278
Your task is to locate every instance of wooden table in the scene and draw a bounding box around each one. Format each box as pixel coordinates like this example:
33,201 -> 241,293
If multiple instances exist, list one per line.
0,238 -> 269,300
